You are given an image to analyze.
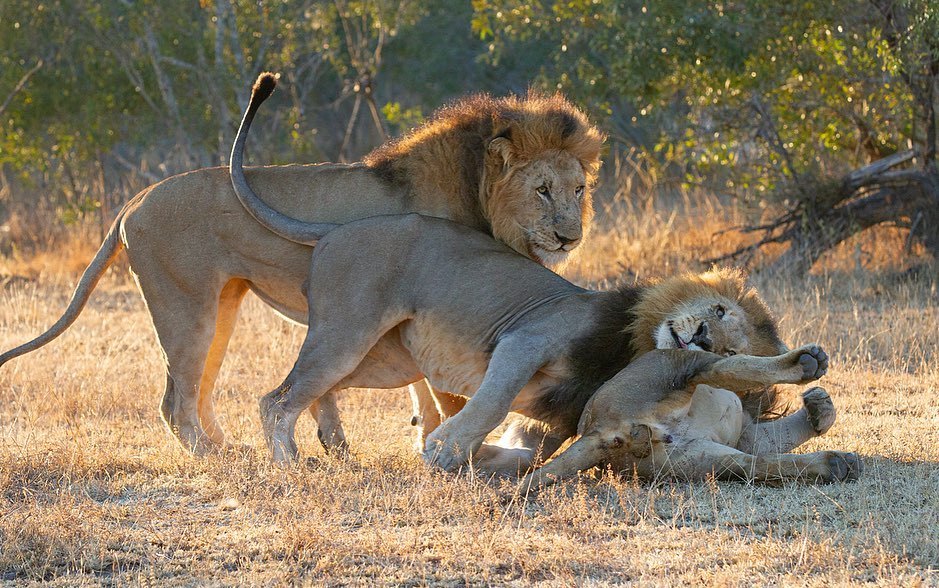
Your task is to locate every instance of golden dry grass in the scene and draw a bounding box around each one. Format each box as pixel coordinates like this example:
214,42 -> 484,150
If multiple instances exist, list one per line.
1,196 -> 937,585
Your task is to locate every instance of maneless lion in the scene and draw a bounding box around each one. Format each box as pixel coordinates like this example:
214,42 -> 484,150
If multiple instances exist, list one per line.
0,73 -> 603,454
231,209 -> 855,483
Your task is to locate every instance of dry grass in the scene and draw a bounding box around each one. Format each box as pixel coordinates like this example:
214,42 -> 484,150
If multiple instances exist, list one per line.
1,194 -> 937,585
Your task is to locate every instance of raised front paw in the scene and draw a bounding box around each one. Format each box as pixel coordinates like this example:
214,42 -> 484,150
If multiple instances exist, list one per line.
795,344 -> 829,383
803,386 -> 836,435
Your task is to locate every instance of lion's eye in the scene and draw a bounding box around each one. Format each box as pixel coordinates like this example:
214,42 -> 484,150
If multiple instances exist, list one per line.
725,349 -> 737,356
715,305 -> 726,319
536,185 -> 550,199
575,185 -> 585,198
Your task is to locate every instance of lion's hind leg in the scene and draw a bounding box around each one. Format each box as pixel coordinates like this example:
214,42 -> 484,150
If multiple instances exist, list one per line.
145,291 -> 224,455
737,386 -> 837,454
260,320 -> 406,464
658,438 -> 861,484
310,393 -> 349,454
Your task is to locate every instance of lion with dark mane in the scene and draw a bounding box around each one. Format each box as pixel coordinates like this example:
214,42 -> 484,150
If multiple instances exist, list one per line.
0,73 -> 604,454
234,211 -> 859,484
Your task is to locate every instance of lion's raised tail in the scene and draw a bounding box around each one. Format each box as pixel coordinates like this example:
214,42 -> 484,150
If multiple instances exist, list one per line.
230,72 -> 338,245
0,210 -> 125,368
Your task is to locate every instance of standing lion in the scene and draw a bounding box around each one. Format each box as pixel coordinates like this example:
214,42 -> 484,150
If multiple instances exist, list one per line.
0,73 -> 604,454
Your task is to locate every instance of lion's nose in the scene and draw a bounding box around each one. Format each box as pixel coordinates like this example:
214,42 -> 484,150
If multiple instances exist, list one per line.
690,323 -> 712,351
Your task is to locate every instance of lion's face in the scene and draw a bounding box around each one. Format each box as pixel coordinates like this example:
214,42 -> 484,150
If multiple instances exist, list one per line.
654,296 -> 751,356
653,294 -> 786,357
487,149 -> 592,269
630,269 -> 788,358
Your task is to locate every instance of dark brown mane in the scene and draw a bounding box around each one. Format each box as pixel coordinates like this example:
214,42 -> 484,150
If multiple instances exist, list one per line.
529,284 -> 644,436
363,92 -> 604,227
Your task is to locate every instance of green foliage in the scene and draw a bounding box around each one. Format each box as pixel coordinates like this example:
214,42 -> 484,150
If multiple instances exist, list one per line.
0,0 -> 935,225
472,0 -> 931,198
381,102 -> 424,136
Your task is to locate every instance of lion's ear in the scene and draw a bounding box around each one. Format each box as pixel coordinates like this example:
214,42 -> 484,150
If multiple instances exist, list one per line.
488,136 -> 517,169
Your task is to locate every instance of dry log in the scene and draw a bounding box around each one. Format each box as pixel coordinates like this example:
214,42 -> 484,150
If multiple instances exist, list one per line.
713,150 -> 938,273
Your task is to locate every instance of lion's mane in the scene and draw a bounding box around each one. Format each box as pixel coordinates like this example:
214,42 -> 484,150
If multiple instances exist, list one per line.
364,92 -> 605,241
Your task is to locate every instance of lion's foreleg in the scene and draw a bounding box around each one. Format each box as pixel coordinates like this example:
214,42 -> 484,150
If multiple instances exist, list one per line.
736,387 -> 837,454
690,344 -> 829,391
423,334 -> 550,471
197,279 -> 249,447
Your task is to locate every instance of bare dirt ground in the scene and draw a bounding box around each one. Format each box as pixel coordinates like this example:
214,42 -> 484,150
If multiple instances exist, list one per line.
1,204 -> 937,585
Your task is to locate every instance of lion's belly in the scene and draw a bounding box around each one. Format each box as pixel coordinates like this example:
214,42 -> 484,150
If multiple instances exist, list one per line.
339,326 -> 423,389
398,320 -> 562,408
246,282 -> 309,324
399,320 -> 490,397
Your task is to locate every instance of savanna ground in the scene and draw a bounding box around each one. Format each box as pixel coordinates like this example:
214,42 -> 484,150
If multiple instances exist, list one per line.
0,191 -> 937,586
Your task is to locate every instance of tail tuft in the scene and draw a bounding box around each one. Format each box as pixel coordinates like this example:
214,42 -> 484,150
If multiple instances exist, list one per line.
252,72 -> 278,103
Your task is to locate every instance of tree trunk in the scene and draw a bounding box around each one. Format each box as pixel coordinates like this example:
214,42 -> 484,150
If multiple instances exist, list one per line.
768,170 -> 939,274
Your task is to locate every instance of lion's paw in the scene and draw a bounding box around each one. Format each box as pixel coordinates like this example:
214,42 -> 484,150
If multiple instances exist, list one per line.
795,344 -> 828,382
423,438 -> 469,472
818,451 -> 862,483
802,386 -> 836,435
259,393 -> 299,464
316,427 -> 350,454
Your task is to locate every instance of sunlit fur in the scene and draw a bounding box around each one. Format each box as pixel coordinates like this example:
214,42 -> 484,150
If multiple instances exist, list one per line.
366,92 -> 604,270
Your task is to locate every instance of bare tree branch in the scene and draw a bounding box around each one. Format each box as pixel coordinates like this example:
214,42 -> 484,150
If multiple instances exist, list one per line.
710,148 -> 938,272
0,57 -> 46,119
339,93 -> 363,163
748,95 -> 808,198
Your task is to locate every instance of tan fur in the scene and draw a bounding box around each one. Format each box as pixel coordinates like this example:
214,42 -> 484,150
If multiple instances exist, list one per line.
240,213 -> 834,478
413,267 -> 788,446
364,91 -> 603,265
523,346 -> 861,490
0,76 -> 604,454
630,267 -> 785,356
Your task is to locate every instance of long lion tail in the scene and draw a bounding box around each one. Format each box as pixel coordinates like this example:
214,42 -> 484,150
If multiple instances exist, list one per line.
0,210 -> 125,368
230,72 -> 339,245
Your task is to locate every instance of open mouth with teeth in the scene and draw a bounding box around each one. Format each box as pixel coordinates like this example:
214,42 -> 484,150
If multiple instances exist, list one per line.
670,323 -> 711,351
